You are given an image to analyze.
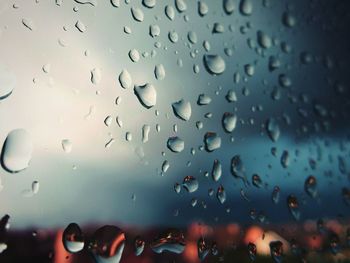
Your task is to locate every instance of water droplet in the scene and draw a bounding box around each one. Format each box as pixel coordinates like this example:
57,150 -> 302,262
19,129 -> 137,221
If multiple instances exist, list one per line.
269,241 -> 283,263
280,150 -> 290,168
129,49 -> 140,62
330,233 -> 340,255
222,112 -> 237,133
216,185 -> 226,204
131,7 -> 144,22
149,24 -> 160,37
226,90 -> 237,102
22,18 -> 35,30
252,174 -> 262,188
197,94 -> 211,105
0,66 -> 16,100
304,176 -> 317,198
150,229 -> 186,254
187,31 -> 197,44
125,132 -> 132,141
197,237 -> 209,261
62,223 -> 85,253
1,129 -> 33,173
0,243 -> 7,254
272,186 -> 280,204
154,64 -> 165,80
247,242 -> 257,261
282,12 -> 296,28
42,63 -> 51,73
342,187 -> 350,205
111,0 -> 120,7
239,0 -> 253,16
212,23 -> 224,34
198,1 -> 208,16
162,160 -> 170,173
168,30 -> 179,43
174,183 -> 181,193
165,5 -> 175,20
118,70 -> 132,89
74,0 -> 97,6
183,176 -> 199,193
104,116 -> 113,127
143,0 -> 156,8
204,132 -> 221,152
212,159 -> 222,182
32,180 -> 39,194
142,125 -> 150,143
134,83 -> 157,108
91,68 -> 101,85
257,31 -> 272,49
175,0 -> 187,12
287,195 -> 300,221
203,55 -> 226,75
266,118 -> 280,142
167,137 -> 184,153
223,0 -> 235,14
62,139 -> 72,153
172,99 -> 191,121
134,236 -> 145,256
75,20 -> 86,32
88,225 -> 125,263
211,242 -> 218,256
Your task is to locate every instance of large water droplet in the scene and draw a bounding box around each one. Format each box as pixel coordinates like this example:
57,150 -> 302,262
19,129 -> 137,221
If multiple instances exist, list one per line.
197,94 -> 211,105
1,129 -> 33,173
150,229 -> 186,254
129,49 -> 140,62
266,118 -> 280,142
134,83 -> 157,108
198,1 -> 208,16
88,225 -> 125,263
172,99 -> 191,121
203,132 -> 221,152
203,55 -> 226,75
62,223 -> 85,253
165,5 -> 175,21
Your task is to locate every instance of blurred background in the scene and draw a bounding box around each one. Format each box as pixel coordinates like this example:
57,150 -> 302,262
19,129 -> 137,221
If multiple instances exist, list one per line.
0,0 -> 350,262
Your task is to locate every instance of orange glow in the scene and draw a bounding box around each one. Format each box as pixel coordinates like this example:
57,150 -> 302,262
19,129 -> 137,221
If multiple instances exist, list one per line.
226,223 -> 240,236
109,233 -> 126,257
183,241 -> 199,263
306,235 -> 322,250
187,223 -> 212,239
244,226 -> 263,244
326,220 -> 343,234
54,230 -> 73,263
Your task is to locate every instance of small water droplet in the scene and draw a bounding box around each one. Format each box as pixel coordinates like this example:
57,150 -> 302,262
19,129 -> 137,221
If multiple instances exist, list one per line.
269,241 -> 283,263
129,49 -> 140,62
203,132 -> 221,152
183,176 -> 199,193
119,70 -> 132,89
91,68 -> 101,85
62,139 -> 72,153
131,7 -> 144,22
75,20 -> 86,32
134,236 -> 145,256
222,112 -> 237,133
